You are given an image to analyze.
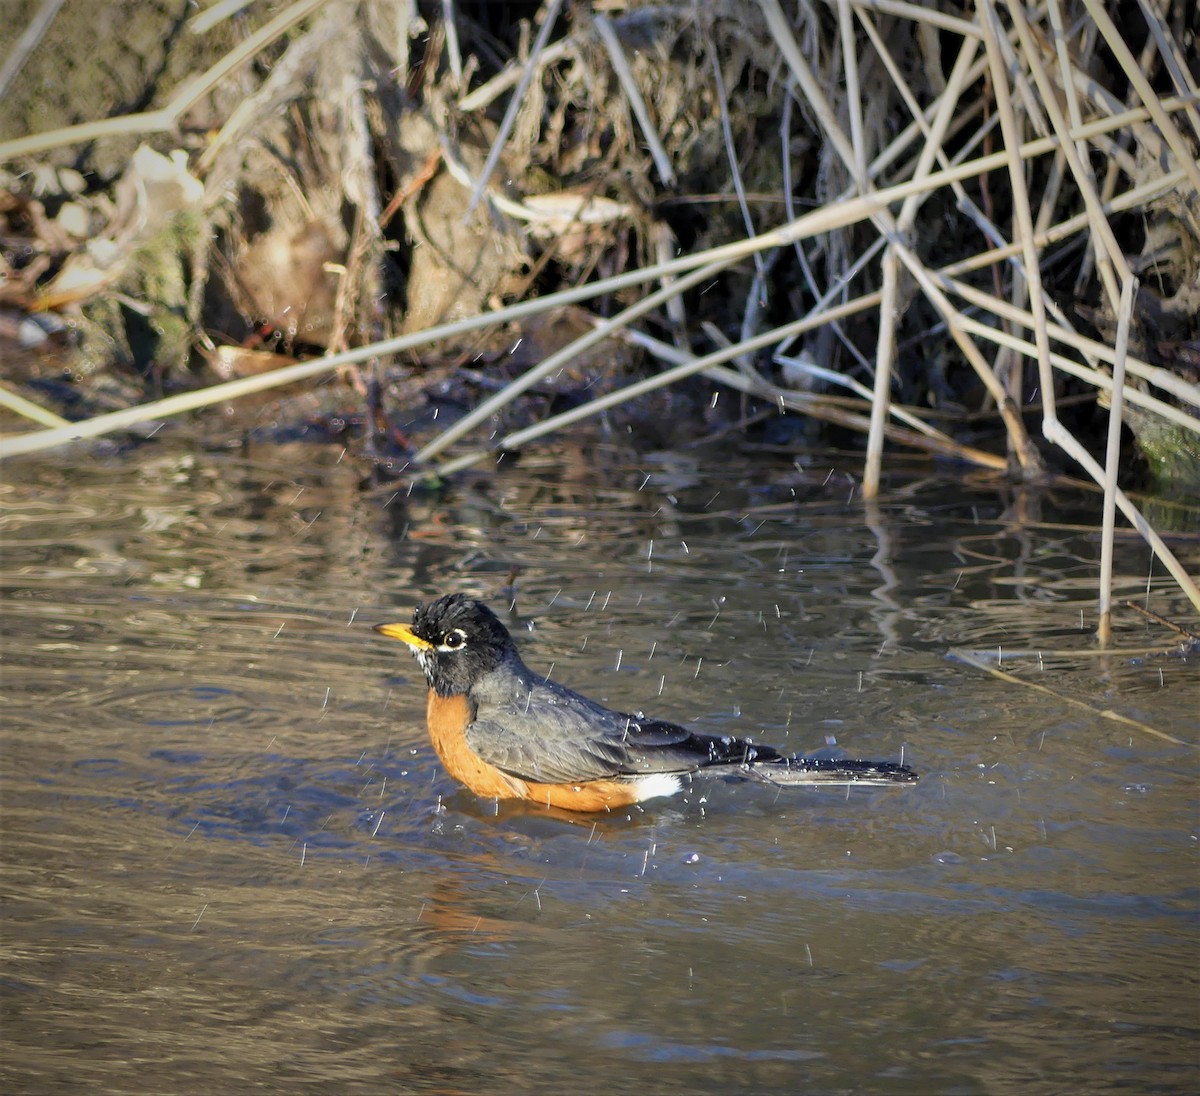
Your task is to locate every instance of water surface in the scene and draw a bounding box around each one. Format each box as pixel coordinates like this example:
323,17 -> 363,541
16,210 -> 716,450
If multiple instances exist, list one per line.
2,438 -> 1197,1093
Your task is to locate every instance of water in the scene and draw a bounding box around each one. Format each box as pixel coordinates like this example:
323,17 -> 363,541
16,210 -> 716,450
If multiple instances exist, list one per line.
2,437 -> 1197,1093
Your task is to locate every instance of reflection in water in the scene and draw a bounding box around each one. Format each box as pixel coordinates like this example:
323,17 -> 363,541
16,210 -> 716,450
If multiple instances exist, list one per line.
1,438 -> 1196,1091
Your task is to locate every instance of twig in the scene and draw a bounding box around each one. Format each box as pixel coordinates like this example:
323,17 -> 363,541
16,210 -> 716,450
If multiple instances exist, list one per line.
1079,0 -> 1200,195
464,0 -> 564,218
594,13 -> 675,186
0,0 -> 327,160
458,39 -> 573,112
948,648 -> 1192,747
0,0 -> 66,99
1124,601 -> 1200,643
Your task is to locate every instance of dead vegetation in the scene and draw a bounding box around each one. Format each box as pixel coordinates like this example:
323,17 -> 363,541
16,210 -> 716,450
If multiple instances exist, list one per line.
0,0 -> 1198,623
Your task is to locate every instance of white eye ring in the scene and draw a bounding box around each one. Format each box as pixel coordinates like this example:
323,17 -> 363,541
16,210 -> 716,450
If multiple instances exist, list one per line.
441,629 -> 467,650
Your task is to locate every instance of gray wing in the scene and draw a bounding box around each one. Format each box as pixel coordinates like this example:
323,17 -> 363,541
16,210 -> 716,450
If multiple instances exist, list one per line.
465,677 -> 722,784
464,672 -> 916,787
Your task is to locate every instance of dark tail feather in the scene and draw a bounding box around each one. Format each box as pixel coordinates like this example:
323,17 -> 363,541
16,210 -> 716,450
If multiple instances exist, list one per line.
748,756 -> 918,787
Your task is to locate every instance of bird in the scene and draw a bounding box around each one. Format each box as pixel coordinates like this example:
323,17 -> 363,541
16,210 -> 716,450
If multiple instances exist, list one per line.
375,593 -> 918,813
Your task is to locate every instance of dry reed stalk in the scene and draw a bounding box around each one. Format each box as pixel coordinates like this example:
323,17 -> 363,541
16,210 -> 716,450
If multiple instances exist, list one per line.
1007,0 -> 1131,303
1135,1 -> 1200,141
863,240 -> 900,494
403,105 -> 1196,469
433,300 -> 1012,478
848,0 -> 979,38
1098,276 -> 1137,645
6,90 -> 1143,464
985,1 -> 1197,613
708,363 -> 1009,467
634,325 -> 979,453
856,13 -> 981,494
941,279 -> 1199,419
0,385 -> 71,429
978,0 -> 1057,462
950,314 -> 1196,437
411,256 -> 740,464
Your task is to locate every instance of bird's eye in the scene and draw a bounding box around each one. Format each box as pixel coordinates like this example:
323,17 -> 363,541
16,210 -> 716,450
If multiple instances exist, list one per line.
442,629 -> 466,650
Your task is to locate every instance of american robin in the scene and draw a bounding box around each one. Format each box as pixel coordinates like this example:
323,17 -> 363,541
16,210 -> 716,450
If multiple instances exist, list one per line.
375,593 -> 917,812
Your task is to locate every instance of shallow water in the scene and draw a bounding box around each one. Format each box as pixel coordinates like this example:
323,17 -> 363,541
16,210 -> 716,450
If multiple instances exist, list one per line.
2,437 -> 1197,1093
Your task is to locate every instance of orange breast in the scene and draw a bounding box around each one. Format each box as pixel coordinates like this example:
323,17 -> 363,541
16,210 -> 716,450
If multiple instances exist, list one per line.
424,691 -> 648,812
426,692 -> 525,800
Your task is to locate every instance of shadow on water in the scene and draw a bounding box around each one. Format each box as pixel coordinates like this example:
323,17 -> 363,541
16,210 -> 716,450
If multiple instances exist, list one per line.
2,437 -> 1197,1093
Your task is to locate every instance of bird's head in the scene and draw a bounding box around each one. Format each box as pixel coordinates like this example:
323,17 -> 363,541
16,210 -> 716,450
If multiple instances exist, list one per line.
375,594 -> 517,697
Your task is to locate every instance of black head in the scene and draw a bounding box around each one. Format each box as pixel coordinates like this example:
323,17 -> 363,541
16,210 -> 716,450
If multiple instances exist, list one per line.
375,594 -> 518,697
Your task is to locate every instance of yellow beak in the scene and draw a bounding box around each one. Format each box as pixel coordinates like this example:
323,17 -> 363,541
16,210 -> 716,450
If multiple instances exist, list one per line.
374,622 -> 433,651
